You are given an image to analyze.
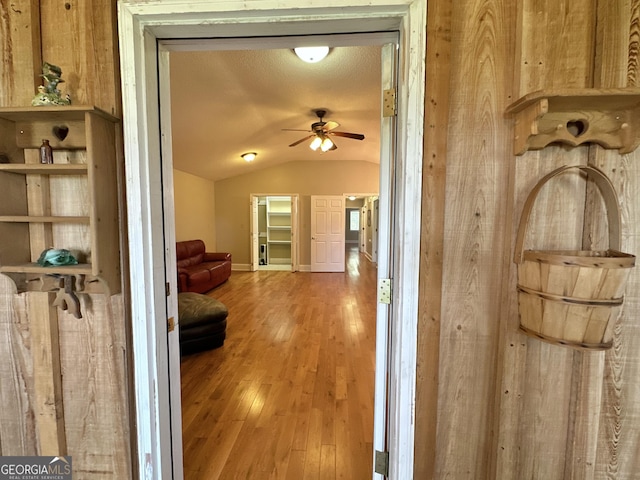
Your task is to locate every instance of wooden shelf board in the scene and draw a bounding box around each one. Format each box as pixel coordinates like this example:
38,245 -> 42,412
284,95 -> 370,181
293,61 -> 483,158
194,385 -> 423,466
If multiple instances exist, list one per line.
0,215 -> 90,223
268,240 -> 291,244
0,164 -> 88,175
0,105 -> 119,123
506,88 -> 640,114
268,258 -> 292,265
0,262 -> 93,275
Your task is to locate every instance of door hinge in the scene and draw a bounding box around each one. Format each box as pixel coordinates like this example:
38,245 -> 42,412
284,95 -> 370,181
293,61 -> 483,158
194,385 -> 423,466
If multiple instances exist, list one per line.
167,316 -> 175,333
378,278 -> 391,304
383,88 -> 397,117
375,450 -> 389,476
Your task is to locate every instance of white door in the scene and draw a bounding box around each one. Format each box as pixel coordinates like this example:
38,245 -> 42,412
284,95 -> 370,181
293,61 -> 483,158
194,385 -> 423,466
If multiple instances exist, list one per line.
250,195 -> 259,271
310,195 -> 345,272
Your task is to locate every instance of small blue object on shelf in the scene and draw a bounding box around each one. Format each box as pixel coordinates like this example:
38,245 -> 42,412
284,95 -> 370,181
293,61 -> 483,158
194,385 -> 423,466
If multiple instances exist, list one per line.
37,248 -> 78,267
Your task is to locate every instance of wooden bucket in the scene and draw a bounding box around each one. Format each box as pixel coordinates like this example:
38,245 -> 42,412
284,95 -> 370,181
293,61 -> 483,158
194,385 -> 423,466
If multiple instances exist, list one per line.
514,165 -> 635,350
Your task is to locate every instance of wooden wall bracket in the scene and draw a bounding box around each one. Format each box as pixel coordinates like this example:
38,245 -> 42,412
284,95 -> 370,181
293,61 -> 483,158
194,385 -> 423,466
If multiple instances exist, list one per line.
505,88 -> 640,155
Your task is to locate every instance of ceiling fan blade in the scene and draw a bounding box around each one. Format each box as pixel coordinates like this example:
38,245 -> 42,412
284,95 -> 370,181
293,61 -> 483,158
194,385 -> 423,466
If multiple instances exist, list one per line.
330,131 -> 365,140
289,134 -> 315,147
323,121 -> 340,131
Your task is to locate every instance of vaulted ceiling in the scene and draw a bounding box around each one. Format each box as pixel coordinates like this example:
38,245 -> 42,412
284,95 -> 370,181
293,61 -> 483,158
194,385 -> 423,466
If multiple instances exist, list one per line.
169,44 -> 382,181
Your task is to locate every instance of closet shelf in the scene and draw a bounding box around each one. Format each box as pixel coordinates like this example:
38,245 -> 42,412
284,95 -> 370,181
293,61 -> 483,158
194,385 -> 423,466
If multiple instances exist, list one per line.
505,88 -> 640,155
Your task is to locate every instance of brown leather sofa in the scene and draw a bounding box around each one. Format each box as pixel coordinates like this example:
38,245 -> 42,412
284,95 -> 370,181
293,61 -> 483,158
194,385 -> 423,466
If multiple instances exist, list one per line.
176,239 -> 231,293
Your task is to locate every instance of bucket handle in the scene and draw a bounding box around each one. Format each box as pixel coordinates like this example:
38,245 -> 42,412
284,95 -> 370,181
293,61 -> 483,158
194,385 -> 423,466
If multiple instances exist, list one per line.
514,165 -> 621,264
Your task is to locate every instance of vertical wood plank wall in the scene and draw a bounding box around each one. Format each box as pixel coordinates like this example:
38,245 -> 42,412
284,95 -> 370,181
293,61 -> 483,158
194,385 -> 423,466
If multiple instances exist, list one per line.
433,0 -> 516,477
0,1 -> 131,478
2,1 -> 640,479
591,2 -> 640,479
417,0 -> 640,479
416,0 -> 451,477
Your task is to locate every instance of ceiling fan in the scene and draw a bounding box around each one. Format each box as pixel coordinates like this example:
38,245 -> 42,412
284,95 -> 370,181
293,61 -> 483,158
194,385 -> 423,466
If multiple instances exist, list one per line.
284,109 -> 365,152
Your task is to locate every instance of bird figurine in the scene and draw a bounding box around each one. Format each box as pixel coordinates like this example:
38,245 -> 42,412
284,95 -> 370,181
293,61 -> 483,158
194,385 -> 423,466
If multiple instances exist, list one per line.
32,62 -> 72,106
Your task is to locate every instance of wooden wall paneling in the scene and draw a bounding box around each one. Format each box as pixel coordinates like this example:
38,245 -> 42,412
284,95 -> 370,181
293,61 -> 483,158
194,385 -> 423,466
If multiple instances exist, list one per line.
28,292 -> 65,455
564,352 -> 604,480
594,0 -> 633,87
495,1 -> 598,478
415,12 -> 443,480
0,0 -> 45,461
434,0 -> 515,477
48,149 -> 91,263
589,154 -> 640,478
0,0 -> 41,107
0,276 -> 36,456
39,0 -> 121,116
58,293 -> 131,478
514,0 -> 597,93
590,2 -> 640,478
23,147 -> 66,455
563,1 -> 629,477
415,0 -> 451,477
0,117 -> 30,270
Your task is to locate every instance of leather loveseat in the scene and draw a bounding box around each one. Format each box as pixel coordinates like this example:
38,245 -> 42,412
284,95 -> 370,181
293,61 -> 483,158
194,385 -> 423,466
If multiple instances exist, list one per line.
176,239 -> 231,293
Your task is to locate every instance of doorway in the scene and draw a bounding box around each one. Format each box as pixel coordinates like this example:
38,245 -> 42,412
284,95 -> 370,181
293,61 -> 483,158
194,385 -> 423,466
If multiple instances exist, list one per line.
250,194 -> 300,272
171,40 -> 389,479
118,2 -> 426,479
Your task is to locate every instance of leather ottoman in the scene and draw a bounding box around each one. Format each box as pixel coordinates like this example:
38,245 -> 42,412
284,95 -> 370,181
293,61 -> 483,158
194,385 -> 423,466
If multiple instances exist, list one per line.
178,292 -> 228,355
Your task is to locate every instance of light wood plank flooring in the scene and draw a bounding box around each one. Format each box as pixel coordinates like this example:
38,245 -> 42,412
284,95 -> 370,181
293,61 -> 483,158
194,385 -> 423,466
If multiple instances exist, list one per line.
181,246 -> 377,480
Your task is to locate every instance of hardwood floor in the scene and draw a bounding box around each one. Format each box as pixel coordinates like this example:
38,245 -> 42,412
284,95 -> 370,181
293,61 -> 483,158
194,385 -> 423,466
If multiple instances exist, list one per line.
180,246 -> 377,480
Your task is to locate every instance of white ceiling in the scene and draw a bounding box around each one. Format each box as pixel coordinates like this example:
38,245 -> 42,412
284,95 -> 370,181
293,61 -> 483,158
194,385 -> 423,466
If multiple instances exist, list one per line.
169,45 -> 382,181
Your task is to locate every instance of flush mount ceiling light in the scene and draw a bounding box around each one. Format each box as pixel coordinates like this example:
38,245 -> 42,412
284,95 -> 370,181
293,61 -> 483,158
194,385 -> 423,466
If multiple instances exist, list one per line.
241,152 -> 257,162
294,46 -> 330,63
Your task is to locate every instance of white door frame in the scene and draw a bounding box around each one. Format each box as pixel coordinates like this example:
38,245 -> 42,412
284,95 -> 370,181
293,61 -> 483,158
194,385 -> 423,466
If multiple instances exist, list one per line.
118,1 -> 426,479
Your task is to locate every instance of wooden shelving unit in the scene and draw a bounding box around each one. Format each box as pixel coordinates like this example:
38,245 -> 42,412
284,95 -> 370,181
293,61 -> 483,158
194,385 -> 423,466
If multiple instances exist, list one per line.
0,106 -> 121,294
266,196 -> 292,265
505,88 -> 640,155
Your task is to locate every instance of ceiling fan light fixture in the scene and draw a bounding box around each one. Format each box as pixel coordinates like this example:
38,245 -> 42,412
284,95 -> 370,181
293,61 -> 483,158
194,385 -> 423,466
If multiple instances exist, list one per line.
320,137 -> 334,152
294,46 -> 330,63
241,152 -> 257,162
309,136 -> 323,151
